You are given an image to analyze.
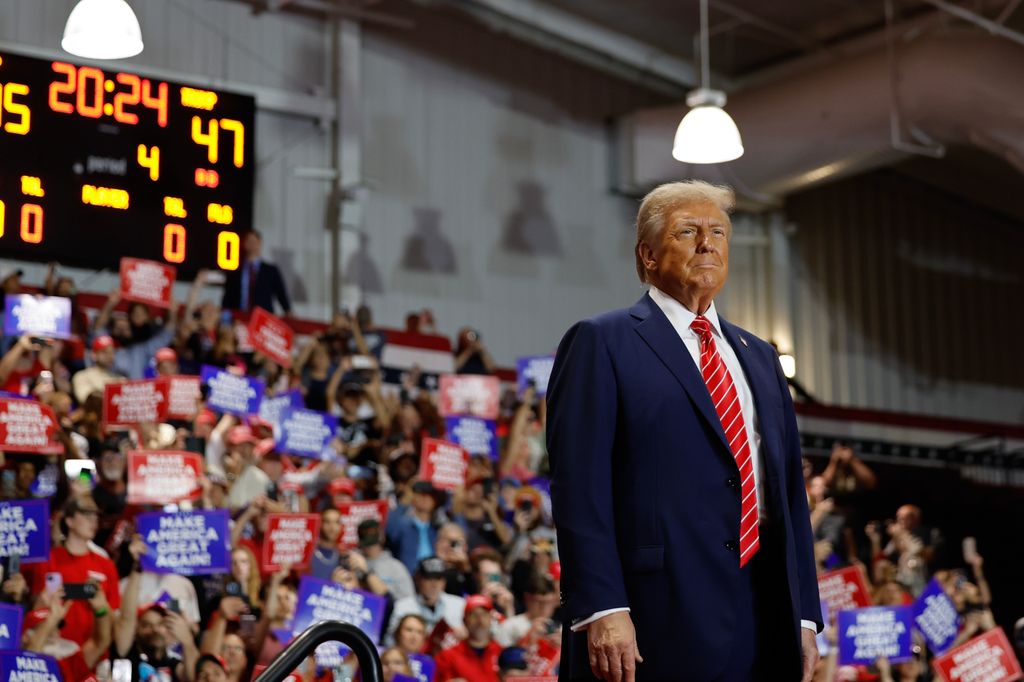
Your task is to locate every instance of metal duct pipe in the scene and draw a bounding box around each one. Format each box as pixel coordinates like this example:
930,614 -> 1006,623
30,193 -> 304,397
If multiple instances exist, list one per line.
615,31 -> 1024,202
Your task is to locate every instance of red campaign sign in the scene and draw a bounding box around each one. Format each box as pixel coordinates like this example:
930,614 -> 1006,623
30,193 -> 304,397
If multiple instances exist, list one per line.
818,566 -> 872,615
262,513 -> 321,573
0,397 -> 63,454
119,257 -> 177,308
438,374 -> 500,419
420,437 -> 469,491
127,450 -> 203,505
336,500 -> 389,551
166,375 -> 201,420
103,378 -> 170,426
933,628 -> 1023,682
248,307 -> 294,368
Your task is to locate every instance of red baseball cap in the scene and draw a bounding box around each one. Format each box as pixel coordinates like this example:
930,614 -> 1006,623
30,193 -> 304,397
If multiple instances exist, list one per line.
464,594 -> 494,617
254,438 -> 277,458
227,425 -> 258,446
23,608 -> 51,630
92,335 -> 115,352
248,416 -> 274,437
328,477 -> 356,496
155,347 -> 177,363
196,409 -> 218,427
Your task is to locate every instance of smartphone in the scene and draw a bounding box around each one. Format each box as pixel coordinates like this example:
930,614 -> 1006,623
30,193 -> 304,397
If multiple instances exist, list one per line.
239,613 -> 257,639
45,572 -> 63,594
64,582 -> 99,600
962,537 -> 978,563
166,598 -> 181,614
64,459 -> 98,481
2,553 -> 20,578
351,355 -> 374,370
111,659 -> 133,682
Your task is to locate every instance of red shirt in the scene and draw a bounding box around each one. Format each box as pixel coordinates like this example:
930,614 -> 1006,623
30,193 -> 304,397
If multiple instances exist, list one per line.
433,640 -> 502,682
33,545 -> 121,646
1,358 -> 45,394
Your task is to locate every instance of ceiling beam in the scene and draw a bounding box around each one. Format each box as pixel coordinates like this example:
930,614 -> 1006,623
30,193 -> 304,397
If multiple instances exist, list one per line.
424,0 -> 735,96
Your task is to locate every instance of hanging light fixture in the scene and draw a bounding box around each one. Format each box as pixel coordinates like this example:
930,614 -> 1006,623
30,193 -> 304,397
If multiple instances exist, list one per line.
672,0 -> 743,164
62,0 -> 144,60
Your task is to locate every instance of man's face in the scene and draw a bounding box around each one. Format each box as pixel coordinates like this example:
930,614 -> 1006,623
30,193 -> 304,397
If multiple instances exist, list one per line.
416,575 -> 445,604
476,559 -> 502,589
436,526 -> 466,562
129,303 -> 150,327
16,462 -> 36,490
111,317 -> 132,342
465,608 -> 493,640
642,200 -> 730,306
221,635 -> 247,673
244,233 -> 262,259
321,510 -> 342,544
137,609 -> 169,651
66,501 -> 100,541
100,450 -> 126,482
93,346 -> 115,370
156,359 -> 178,376
412,491 -> 436,515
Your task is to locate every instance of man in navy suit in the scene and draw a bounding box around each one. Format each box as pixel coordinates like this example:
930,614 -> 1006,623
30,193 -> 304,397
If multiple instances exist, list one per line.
547,181 -> 822,681
221,231 -> 292,315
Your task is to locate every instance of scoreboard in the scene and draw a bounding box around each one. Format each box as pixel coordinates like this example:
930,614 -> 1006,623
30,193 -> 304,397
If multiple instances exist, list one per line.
0,50 -> 255,276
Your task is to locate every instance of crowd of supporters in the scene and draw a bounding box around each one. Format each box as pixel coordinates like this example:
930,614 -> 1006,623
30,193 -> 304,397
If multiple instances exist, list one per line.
0,262 -> 1020,681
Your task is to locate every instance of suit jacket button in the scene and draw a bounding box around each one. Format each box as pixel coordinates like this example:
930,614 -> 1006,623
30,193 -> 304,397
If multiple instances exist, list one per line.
724,540 -> 737,551
726,477 -> 738,489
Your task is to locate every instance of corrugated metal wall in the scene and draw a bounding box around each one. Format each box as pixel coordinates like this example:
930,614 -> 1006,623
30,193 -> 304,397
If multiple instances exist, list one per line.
785,171 -> 1024,424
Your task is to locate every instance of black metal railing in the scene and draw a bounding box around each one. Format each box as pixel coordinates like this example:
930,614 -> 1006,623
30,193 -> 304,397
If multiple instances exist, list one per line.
253,621 -> 383,682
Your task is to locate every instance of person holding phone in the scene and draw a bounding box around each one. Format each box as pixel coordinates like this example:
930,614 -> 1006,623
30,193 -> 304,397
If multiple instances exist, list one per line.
31,495 -> 121,655
21,584 -> 112,681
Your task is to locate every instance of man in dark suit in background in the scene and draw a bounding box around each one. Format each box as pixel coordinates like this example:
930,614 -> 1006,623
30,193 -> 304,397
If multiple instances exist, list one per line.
547,180 -> 822,681
221,231 -> 292,315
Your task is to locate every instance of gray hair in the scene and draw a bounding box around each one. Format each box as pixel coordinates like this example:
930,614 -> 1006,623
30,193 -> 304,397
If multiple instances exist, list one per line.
634,180 -> 735,283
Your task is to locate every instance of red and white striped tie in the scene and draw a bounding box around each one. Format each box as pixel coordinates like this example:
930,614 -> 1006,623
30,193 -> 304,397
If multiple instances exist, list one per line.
690,315 -> 760,567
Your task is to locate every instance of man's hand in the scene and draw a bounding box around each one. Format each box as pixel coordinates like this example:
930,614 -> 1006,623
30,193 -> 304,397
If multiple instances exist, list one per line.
587,611 -> 643,682
800,627 -> 819,682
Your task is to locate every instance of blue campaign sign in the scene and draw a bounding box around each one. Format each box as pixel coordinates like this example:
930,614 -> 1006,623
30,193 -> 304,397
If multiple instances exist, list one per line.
0,499 -> 50,563
516,355 -> 555,396
259,389 -> 305,435
200,365 -> 264,416
275,407 -> 338,458
138,509 -> 230,576
314,641 -> 352,670
838,605 -> 913,666
0,603 -> 23,649
3,294 -> 71,338
409,653 -> 436,682
293,576 -> 387,644
392,675 -> 420,682
913,578 -> 960,654
445,416 -> 498,461
0,650 -> 62,682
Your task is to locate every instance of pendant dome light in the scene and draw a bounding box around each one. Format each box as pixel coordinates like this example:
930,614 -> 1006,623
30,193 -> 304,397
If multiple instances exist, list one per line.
62,0 -> 144,60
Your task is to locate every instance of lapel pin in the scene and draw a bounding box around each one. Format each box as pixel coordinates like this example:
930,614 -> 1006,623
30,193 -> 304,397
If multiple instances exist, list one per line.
740,336 -> 748,347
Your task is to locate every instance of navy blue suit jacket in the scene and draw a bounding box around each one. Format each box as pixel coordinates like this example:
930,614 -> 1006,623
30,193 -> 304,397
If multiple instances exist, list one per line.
547,293 -> 822,680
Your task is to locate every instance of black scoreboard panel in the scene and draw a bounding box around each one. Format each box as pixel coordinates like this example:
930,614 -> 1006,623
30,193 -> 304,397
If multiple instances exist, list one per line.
0,50 -> 255,276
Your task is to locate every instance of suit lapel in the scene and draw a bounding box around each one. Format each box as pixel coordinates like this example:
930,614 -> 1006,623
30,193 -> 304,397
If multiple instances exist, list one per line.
630,294 -> 732,455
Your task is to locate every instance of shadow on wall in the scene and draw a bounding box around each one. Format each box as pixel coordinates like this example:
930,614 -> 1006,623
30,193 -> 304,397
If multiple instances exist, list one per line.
269,247 -> 309,304
391,207 -> 483,300
401,207 -> 457,273
500,181 -> 563,257
344,232 -> 384,294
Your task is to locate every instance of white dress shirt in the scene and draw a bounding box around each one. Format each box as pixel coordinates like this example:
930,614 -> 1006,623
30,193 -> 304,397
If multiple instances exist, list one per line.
572,288 -> 816,634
